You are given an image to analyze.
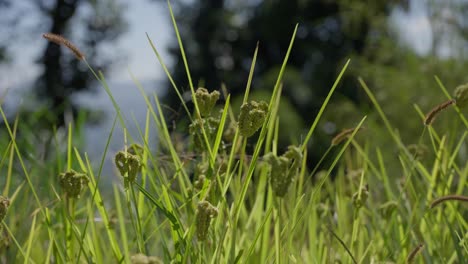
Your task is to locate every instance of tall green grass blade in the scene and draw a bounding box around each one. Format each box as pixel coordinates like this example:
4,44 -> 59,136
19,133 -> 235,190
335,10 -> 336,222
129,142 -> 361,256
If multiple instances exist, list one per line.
146,33 -> 192,119
311,116 -> 366,200
230,24 -> 299,262
301,59 -> 350,150
166,0 -> 214,158
242,42 -> 259,104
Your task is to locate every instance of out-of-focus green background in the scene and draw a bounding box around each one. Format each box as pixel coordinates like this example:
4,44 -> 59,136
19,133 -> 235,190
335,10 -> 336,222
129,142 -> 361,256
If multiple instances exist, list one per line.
0,0 -> 466,179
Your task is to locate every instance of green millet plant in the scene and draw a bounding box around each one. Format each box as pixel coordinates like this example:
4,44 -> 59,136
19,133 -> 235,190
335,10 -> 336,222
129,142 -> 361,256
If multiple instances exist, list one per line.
189,116 -> 220,151
115,150 -> 142,188
238,100 -> 268,137
195,87 -> 220,117
58,170 -> 90,198
127,143 -> 145,156
195,201 -> 218,241
264,145 -> 302,197
352,184 -> 369,209
0,196 -> 10,222
454,83 -> 468,108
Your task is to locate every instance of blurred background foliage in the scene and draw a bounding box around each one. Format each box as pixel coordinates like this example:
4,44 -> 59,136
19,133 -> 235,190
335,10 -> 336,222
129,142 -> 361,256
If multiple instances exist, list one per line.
156,0 -> 468,168
0,0 -> 466,174
0,0 -> 126,127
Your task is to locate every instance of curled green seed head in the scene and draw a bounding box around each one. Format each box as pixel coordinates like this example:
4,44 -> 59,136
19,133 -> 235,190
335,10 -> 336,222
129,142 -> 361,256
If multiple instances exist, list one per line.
195,87 -> 220,117
265,154 -> 290,197
115,151 -> 142,188
128,143 -> 144,156
58,170 -> 90,198
0,196 -> 10,221
238,100 -> 268,137
454,83 -> 468,108
216,157 -> 228,175
196,201 -> 218,241
264,145 -> 303,197
352,185 -> 369,209
194,174 -> 206,191
284,145 -> 302,165
189,116 -> 220,151
378,201 -> 398,218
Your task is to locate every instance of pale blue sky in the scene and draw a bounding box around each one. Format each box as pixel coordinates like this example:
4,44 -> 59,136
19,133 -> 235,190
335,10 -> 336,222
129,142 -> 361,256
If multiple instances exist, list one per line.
111,0 -> 172,82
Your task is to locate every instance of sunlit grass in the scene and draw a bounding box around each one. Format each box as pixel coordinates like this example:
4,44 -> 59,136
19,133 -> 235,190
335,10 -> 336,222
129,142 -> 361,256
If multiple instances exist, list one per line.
0,1 -> 466,263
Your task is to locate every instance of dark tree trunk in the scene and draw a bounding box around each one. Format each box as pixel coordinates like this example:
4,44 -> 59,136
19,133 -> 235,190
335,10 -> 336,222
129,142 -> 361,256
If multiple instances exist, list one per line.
38,0 -> 80,126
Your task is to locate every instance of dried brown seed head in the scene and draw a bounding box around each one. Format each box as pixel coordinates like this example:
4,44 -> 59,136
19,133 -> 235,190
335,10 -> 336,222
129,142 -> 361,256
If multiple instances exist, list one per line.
424,99 -> 455,125
43,33 -> 85,60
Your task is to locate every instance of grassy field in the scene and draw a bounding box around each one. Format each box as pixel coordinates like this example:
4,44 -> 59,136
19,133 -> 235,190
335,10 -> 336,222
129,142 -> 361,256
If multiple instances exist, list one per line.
0,2 -> 466,263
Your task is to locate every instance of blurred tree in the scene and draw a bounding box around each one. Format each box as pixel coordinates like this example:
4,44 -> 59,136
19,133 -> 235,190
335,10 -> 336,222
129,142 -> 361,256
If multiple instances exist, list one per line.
36,0 -> 126,126
350,0 -> 468,162
0,0 -> 126,127
0,0 -> 12,62
154,0 -> 410,164
427,0 -> 467,57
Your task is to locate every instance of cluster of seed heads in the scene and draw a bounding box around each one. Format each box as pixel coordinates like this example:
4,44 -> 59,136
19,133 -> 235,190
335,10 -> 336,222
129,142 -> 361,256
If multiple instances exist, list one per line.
195,88 -> 220,117
127,143 -> 145,156
238,100 -> 268,137
454,83 -> 468,108
352,184 -> 369,209
264,145 -> 302,197
58,170 -> 90,198
0,196 -> 10,222
115,147 -> 143,188
196,201 -> 218,241
189,116 -> 220,151
189,88 -> 222,151
193,163 -> 208,192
